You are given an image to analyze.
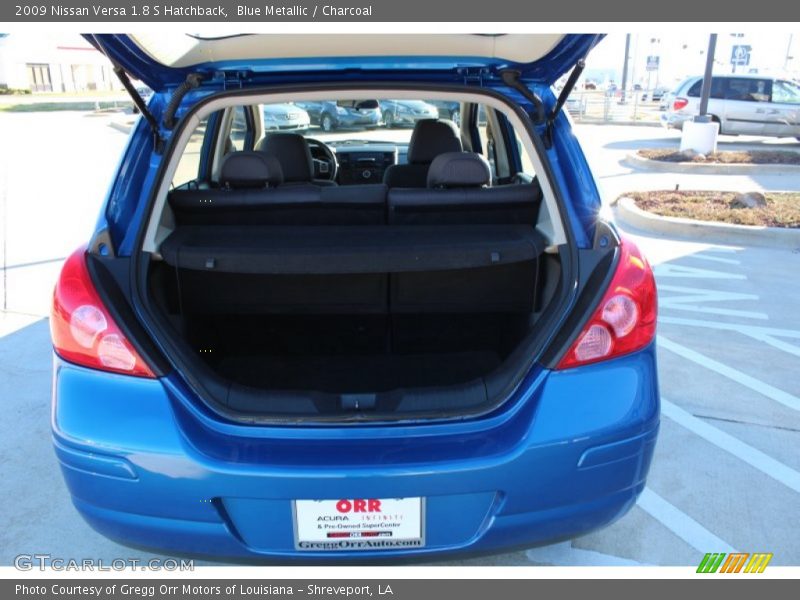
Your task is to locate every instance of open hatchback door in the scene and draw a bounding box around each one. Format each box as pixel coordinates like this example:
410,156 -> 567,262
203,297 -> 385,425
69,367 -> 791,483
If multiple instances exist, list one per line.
88,33 -> 603,91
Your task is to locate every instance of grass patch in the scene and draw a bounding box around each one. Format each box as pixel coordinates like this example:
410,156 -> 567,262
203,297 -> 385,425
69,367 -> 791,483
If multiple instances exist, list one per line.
638,148 -> 800,165
0,101 -> 131,113
626,190 -> 800,228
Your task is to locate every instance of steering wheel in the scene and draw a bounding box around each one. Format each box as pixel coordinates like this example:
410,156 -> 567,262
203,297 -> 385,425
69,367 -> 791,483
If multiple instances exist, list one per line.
305,138 -> 338,182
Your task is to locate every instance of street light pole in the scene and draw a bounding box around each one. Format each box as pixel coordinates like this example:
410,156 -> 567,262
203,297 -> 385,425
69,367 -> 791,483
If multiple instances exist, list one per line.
680,33 -> 719,155
698,34 -> 717,118
786,33 -> 794,71
620,33 -> 631,103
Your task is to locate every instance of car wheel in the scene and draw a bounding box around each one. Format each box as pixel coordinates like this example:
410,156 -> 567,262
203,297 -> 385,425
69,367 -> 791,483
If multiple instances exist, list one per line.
709,115 -> 722,134
321,114 -> 335,132
451,110 -> 460,126
384,112 -> 394,128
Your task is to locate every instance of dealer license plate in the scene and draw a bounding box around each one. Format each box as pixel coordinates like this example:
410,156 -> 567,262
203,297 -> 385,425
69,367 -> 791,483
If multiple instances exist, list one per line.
293,497 -> 425,551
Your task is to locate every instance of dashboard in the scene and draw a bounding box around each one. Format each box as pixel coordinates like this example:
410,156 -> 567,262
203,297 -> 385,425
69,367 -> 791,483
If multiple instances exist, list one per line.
308,141 -> 410,185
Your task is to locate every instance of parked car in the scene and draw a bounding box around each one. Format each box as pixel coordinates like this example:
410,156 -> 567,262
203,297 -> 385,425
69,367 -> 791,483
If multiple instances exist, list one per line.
659,87 -> 678,111
52,33 -> 659,562
661,74 -> 800,138
295,99 -> 381,131
380,99 -> 439,127
641,86 -> 669,102
262,103 -> 311,131
426,99 -> 461,125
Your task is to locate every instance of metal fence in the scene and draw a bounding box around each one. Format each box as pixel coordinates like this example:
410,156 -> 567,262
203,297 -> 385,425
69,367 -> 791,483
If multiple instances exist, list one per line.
566,90 -> 666,124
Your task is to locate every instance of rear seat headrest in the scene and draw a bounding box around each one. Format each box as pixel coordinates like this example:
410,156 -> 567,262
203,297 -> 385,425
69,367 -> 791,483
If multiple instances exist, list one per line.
407,119 -> 462,164
255,133 -> 314,183
427,152 -> 491,189
220,151 -> 283,189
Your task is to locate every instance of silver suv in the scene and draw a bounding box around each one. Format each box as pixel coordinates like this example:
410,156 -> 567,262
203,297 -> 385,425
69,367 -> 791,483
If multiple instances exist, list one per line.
661,74 -> 800,139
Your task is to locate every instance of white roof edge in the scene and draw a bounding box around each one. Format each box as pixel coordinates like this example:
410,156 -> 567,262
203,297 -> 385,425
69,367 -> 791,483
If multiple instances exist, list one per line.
128,33 -> 566,69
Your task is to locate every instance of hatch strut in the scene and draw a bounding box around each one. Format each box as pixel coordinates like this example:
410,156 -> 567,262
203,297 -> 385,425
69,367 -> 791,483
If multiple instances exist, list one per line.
501,58 -> 587,149
103,63 -> 163,153
545,58 -> 587,147
86,34 -> 164,151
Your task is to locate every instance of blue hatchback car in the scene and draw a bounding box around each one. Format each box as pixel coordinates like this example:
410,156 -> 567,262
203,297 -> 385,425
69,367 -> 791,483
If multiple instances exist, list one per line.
50,33 -> 659,561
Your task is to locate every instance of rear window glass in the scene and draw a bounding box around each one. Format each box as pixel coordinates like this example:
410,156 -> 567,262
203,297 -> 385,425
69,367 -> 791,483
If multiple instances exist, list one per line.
724,78 -> 771,102
168,96 -> 535,188
172,116 -> 209,187
772,80 -> 800,104
687,78 -> 725,99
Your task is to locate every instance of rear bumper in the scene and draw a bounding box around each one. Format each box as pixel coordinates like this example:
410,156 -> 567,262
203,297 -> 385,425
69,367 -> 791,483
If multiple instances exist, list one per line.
51,345 -> 659,561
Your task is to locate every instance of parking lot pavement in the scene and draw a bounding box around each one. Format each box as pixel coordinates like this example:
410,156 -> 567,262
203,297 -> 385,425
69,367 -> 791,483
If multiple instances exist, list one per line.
0,112 -> 798,567
572,123 -> 800,201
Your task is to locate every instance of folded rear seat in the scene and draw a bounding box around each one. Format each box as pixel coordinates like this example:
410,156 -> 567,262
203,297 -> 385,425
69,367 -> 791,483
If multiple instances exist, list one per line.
387,152 -> 542,313
160,151 -> 545,317
389,152 -> 542,226
169,151 -> 385,226
164,151 -> 388,314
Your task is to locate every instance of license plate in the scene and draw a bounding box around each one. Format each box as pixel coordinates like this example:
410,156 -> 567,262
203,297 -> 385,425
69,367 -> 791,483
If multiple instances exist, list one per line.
293,498 -> 425,551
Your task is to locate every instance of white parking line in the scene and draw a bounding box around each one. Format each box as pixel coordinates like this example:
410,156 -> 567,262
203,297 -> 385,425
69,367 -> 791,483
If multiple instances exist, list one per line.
526,541 -> 646,566
659,283 -> 767,320
701,246 -> 742,254
659,316 -> 800,340
683,254 -> 741,265
661,398 -> 800,494
658,336 -> 800,412
637,488 -> 737,554
654,264 -> 746,280
748,334 -> 800,359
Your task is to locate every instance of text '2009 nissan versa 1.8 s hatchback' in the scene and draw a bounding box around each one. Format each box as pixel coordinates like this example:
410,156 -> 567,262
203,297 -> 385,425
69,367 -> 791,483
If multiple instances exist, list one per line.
50,34 -> 659,561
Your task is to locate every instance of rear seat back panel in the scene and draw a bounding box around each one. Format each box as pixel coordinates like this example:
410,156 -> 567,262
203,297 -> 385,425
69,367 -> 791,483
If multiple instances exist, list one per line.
169,183 -> 386,226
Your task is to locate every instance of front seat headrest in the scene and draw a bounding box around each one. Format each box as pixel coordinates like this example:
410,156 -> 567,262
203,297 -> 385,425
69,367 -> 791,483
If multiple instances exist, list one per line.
407,119 -> 462,164
255,133 -> 314,183
427,152 -> 492,189
220,151 -> 284,188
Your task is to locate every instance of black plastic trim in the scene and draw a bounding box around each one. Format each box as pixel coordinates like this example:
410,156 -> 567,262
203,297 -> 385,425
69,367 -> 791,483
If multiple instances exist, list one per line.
86,255 -> 171,377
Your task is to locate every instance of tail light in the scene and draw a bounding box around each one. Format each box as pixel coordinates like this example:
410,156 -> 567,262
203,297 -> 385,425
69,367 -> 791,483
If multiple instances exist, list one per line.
51,247 -> 155,378
673,97 -> 689,111
557,236 -> 657,370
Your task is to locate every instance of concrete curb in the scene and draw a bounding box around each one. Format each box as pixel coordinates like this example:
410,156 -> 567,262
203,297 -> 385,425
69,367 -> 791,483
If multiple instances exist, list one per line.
576,119 -> 663,128
614,196 -> 800,250
623,152 -> 800,176
108,120 -> 134,135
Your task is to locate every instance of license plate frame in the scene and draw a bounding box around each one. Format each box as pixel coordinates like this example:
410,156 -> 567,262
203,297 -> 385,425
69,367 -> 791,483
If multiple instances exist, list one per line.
292,497 -> 425,551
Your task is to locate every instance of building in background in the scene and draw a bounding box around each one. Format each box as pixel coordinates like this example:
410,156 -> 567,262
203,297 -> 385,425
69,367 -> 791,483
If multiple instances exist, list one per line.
0,33 -> 122,93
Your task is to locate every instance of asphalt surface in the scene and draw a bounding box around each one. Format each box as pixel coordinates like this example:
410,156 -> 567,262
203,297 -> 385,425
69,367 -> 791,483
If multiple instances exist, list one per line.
0,111 -> 798,567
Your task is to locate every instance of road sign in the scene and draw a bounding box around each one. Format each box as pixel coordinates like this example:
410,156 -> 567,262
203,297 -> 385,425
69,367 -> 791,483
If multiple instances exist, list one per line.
731,45 -> 751,66
646,55 -> 660,71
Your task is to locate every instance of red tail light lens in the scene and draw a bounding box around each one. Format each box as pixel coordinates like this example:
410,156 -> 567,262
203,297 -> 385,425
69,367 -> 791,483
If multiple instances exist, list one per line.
557,236 -> 657,370
51,247 -> 155,378
673,97 -> 689,111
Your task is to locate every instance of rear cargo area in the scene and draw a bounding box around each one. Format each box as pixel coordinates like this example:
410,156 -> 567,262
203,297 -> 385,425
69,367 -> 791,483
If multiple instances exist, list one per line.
145,155 -> 558,416
149,223 -> 544,396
